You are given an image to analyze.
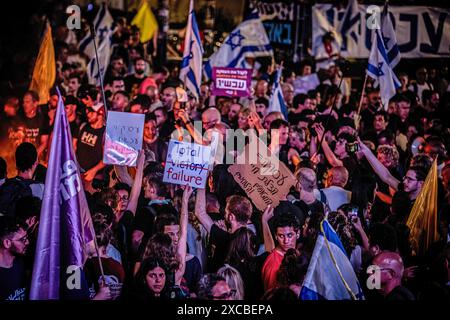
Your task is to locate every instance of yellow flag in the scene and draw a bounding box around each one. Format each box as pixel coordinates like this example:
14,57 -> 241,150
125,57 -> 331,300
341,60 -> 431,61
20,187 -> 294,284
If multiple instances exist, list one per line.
131,1 -> 158,43
29,21 -> 56,105
406,159 -> 440,256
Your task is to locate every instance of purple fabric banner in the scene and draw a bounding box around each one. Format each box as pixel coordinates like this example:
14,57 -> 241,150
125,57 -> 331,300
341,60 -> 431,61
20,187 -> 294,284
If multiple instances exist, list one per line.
30,89 -> 95,300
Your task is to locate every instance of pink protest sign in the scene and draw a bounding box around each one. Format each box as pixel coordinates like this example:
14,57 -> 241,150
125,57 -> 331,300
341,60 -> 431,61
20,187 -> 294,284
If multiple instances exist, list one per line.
211,67 -> 252,97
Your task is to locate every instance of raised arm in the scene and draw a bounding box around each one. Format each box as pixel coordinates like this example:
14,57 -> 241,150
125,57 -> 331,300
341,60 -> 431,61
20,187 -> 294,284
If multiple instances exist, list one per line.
175,185 -> 193,285
114,165 -> 134,187
177,109 -> 206,145
314,123 -> 343,167
126,150 -> 145,216
358,139 -> 400,190
261,205 -> 275,252
194,188 -> 214,234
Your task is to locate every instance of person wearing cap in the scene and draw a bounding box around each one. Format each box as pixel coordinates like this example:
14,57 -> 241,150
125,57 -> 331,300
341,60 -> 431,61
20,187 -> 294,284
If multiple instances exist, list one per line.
74,102 -> 106,186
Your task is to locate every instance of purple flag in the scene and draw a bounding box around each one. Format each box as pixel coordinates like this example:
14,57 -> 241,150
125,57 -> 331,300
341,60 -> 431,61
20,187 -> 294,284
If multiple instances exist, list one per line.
30,89 -> 95,300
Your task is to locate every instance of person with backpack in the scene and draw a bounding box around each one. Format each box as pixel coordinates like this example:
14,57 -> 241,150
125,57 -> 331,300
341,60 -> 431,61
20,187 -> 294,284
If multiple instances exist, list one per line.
316,166 -> 352,212
0,142 -> 44,216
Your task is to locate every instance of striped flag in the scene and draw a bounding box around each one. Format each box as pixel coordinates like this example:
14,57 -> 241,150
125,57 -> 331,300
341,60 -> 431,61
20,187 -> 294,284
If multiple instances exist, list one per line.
367,28 -> 401,108
267,67 -> 288,120
300,219 -> 365,300
78,3 -> 114,60
179,0 -> 204,98
204,10 -> 273,80
86,29 -> 113,86
380,2 -> 401,68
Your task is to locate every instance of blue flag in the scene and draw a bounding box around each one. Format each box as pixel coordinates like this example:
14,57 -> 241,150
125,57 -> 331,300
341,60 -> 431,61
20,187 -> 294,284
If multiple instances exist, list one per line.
367,28 -> 401,108
300,219 -> 364,300
179,0 -> 204,98
268,67 -> 288,120
30,89 -> 95,300
204,10 -> 273,80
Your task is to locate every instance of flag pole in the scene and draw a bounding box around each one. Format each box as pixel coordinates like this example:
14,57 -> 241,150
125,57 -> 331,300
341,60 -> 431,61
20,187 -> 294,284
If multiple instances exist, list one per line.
88,7 -> 109,116
355,73 -> 368,131
92,231 -> 106,282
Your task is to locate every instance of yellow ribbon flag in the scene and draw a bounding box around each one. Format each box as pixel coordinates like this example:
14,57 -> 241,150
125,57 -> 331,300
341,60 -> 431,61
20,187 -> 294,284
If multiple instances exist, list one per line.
406,159 -> 440,256
131,1 -> 158,43
29,21 -> 56,105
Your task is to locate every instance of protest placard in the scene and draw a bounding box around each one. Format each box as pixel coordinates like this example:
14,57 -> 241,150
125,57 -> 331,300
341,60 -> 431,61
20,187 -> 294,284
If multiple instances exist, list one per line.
211,67 -> 252,97
228,138 -> 296,211
103,111 -> 145,166
163,140 -> 212,189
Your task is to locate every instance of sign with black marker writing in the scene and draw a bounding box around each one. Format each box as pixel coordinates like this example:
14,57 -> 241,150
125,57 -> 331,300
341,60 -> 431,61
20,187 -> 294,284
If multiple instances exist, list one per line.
163,140 -> 211,189
103,111 -> 144,166
228,138 -> 296,211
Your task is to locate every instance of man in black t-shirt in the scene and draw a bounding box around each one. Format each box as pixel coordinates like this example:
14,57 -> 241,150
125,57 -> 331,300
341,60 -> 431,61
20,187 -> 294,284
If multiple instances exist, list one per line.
195,191 -> 254,272
131,177 -> 177,257
14,91 -> 50,161
124,57 -> 147,93
0,216 -> 30,300
74,103 -> 106,182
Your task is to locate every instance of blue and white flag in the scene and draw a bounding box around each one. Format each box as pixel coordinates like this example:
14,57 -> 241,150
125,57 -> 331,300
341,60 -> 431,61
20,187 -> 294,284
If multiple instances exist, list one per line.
300,219 -> 364,300
268,67 -> 288,120
86,29 -> 113,86
78,3 -> 114,60
380,3 -> 401,68
204,10 -> 273,80
179,0 -> 204,98
367,28 -> 401,108
338,0 -> 360,53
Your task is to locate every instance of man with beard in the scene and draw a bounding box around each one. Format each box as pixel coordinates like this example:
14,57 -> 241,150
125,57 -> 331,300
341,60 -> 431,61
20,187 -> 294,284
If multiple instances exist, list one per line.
0,216 -> 30,300
359,139 -> 426,203
194,191 -> 254,272
124,57 -> 147,93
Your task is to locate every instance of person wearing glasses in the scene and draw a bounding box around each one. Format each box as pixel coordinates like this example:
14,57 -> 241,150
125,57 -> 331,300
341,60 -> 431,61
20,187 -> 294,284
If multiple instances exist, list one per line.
358,137 -> 426,203
0,216 -> 30,300
197,273 -> 235,300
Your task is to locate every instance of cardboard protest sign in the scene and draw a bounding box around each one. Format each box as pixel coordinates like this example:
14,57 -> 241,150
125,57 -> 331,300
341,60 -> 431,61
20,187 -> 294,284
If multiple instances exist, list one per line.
163,140 -> 211,189
211,67 -> 252,97
103,111 -> 145,166
228,138 -> 296,211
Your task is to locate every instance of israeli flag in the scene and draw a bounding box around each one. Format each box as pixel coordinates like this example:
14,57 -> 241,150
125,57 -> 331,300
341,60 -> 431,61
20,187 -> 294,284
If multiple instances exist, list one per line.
204,10 -> 273,80
367,28 -> 401,108
380,4 -> 400,68
268,67 -> 288,120
86,30 -> 112,86
78,3 -> 114,60
338,0 -> 360,53
300,219 -> 365,300
179,0 -> 204,98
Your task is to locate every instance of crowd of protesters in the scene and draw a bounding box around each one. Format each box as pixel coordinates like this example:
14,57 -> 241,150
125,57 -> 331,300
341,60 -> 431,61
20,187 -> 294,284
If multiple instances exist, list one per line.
0,8 -> 450,301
